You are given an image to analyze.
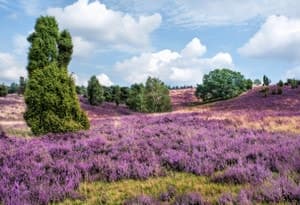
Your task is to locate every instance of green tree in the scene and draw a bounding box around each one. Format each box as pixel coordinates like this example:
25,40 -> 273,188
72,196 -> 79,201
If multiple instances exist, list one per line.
0,84 -> 8,97
245,79 -> 253,90
126,77 -> 172,113
103,86 -> 113,102
196,68 -> 249,102
24,16 -> 89,135
87,75 -> 104,105
57,30 -> 73,68
112,85 -> 121,106
126,83 -> 147,112
27,16 -> 59,77
263,75 -> 271,86
277,80 -> 284,87
18,76 -> 26,95
120,87 -> 130,103
253,79 -> 261,86
144,77 -> 172,112
8,82 -> 19,94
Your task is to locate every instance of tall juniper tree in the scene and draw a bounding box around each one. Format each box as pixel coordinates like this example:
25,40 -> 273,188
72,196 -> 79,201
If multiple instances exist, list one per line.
24,16 -> 89,135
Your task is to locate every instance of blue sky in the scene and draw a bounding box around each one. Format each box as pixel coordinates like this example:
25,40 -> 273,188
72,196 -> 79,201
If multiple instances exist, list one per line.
1,0 -> 300,86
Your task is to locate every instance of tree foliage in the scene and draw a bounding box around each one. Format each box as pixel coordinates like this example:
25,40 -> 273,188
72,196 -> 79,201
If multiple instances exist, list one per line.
0,84 -> 8,97
195,68 -> 251,102
112,85 -> 121,106
144,77 -> 172,112
24,16 -> 89,135
126,77 -> 172,113
253,79 -> 261,86
263,75 -> 271,86
87,76 -> 104,105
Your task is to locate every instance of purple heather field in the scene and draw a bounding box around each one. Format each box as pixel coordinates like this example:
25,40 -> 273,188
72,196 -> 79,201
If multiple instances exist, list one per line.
0,87 -> 300,204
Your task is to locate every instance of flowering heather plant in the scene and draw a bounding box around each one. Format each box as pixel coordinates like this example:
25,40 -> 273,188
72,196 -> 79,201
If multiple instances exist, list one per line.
173,192 -> 205,205
218,193 -> 234,205
0,88 -> 300,204
123,195 -> 159,205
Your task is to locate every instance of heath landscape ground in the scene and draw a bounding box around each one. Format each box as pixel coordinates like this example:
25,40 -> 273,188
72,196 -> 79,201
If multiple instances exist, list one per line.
0,87 -> 300,205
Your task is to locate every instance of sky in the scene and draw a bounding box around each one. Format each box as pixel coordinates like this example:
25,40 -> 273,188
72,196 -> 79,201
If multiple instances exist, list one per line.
1,0 -> 300,86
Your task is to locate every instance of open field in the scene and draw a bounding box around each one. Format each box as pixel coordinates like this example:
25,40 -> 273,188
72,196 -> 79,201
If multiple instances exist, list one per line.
0,87 -> 300,204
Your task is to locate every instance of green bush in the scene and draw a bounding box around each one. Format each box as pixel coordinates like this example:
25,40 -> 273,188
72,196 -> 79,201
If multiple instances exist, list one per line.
263,75 -> 271,86
144,77 -> 172,113
24,16 -> 89,135
277,80 -> 284,87
253,79 -> 261,86
126,83 -> 147,112
24,63 -> 89,135
195,68 -> 250,102
87,76 -> 104,105
126,77 -> 171,113
0,84 -> 8,97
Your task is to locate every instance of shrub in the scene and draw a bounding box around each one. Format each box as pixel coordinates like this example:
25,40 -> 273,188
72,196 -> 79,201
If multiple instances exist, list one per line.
277,87 -> 283,95
159,185 -> 177,202
144,77 -> 172,113
218,193 -> 234,205
126,77 -> 172,113
24,63 -> 90,135
173,192 -> 205,205
112,85 -> 121,106
24,16 -> 89,135
8,82 -> 19,94
123,195 -> 159,205
253,79 -> 261,86
290,79 -> 298,89
196,68 -> 250,102
263,75 -> 271,86
87,75 -> 104,105
0,84 -> 8,97
277,80 -> 284,87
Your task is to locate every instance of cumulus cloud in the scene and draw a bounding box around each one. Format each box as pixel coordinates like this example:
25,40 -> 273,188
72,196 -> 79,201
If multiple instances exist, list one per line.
0,52 -> 26,82
72,36 -> 94,57
97,73 -> 113,86
47,0 -> 161,55
115,38 -> 233,85
238,15 -> 300,60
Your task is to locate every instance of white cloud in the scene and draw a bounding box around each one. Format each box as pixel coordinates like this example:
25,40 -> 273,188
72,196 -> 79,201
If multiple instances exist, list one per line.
285,67 -> 300,79
47,0 -> 161,55
72,36 -> 94,57
168,0 -> 300,27
97,73 -> 113,86
181,38 -> 206,58
115,38 -> 233,85
238,15 -> 300,61
0,52 -> 26,82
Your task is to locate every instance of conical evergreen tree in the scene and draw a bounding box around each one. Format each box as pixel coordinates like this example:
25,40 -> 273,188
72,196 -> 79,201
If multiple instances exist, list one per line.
24,16 -> 89,135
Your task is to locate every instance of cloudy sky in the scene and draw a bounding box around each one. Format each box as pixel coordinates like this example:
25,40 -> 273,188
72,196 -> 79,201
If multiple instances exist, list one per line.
1,0 -> 300,86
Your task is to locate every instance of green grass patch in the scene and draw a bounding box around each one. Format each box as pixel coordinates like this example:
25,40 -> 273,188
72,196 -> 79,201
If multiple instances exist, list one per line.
55,172 -> 243,205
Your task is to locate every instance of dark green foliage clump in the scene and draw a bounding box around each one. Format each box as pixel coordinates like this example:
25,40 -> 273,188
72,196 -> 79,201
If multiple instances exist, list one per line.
263,75 -> 271,86
144,77 -> 172,113
195,68 -> 251,102
8,82 -> 19,94
18,76 -> 26,95
245,79 -> 253,90
126,83 -> 147,112
126,77 -> 172,113
87,76 -> 104,105
112,85 -> 121,106
253,79 -> 261,86
24,63 -> 89,135
0,84 -> 8,97
277,80 -> 284,87
24,16 -> 89,135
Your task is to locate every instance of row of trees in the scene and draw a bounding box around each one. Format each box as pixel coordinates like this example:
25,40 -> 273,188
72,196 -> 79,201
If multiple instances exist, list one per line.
0,77 -> 26,97
85,76 -> 172,113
